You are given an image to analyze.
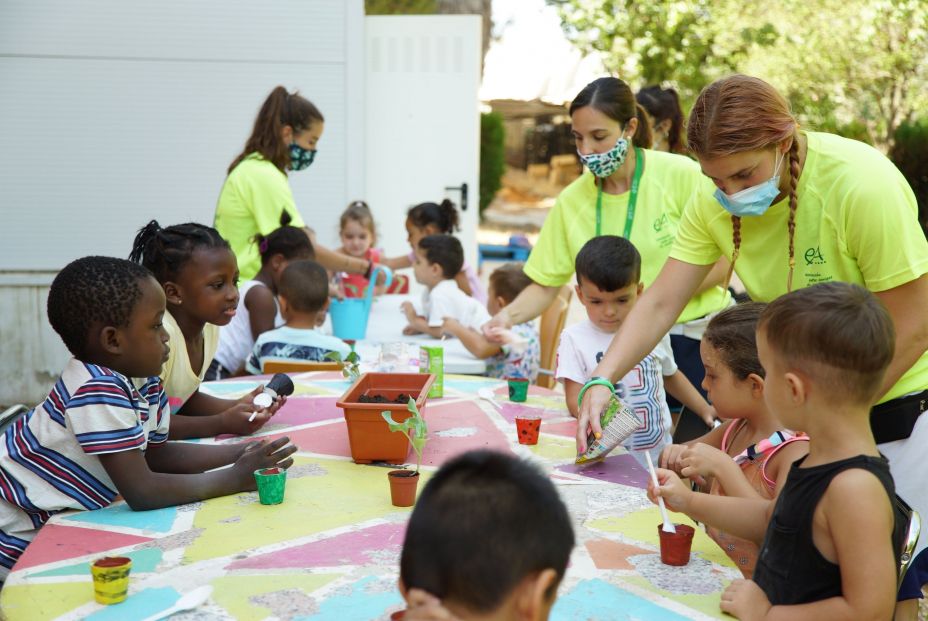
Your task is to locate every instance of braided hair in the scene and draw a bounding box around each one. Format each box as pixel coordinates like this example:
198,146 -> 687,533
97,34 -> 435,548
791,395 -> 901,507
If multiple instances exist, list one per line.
129,220 -> 231,284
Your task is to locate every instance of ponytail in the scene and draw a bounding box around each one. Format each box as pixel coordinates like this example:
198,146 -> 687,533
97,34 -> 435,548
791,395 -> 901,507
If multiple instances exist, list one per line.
633,103 -> 653,149
408,199 -> 460,234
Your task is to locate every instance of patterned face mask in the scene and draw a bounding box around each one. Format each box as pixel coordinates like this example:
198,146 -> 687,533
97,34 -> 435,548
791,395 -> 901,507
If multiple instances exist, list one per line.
289,143 -> 317,171
577,134 -> 629,178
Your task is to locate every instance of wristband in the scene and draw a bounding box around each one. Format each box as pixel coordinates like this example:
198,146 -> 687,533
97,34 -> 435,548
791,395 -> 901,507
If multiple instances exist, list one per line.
577,376 -> 615,408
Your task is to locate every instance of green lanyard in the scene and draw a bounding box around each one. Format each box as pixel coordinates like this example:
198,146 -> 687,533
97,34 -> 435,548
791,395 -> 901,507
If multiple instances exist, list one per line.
595,146 -> 643,238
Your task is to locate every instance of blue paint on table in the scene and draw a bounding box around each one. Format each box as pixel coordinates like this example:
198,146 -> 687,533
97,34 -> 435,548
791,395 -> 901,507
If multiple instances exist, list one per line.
29,548 -> 163,578
551,579 -> 694,621
84,587 -> 180,621
296,576 -> 403,621
63,503 -> 178,533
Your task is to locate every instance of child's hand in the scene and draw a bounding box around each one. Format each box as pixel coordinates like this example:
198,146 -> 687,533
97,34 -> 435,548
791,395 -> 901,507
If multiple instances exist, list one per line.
680,442 -> 728,485
401,301 -> 418,321
700,405 -> 719,427
441,317 -> 462,337
403,589 -> 461,621
482,310 -> 512,342
403,326 -> 421,336
647,468 -> 692,513
659,443 -> 688,474
233,436 -> 297,490
720,579 -> 771,620
486,325 -> 517,345
221,403 -> 272,436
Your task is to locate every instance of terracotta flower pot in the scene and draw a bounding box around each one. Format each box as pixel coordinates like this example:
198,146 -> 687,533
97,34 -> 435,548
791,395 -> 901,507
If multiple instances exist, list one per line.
388,469 -> 420,507
657,523 -> 695,565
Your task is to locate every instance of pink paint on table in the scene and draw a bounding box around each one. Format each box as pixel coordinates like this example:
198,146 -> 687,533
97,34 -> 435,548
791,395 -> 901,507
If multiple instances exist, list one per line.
216,397 -> 346,440
14,524 -> 152,570
497,402 -> 567,425
259,420 -> 352,459
540,420 -> 578,438
226,522 -> 405,570
422,401 -> 513,466
557,453 -> 650,489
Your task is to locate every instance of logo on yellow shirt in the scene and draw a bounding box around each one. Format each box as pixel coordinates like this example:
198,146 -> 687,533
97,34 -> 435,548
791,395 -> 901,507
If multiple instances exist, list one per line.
804,246 -> 826,266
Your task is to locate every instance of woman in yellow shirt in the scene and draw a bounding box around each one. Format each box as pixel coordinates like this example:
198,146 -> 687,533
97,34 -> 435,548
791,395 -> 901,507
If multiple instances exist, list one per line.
578,74 -> 928,615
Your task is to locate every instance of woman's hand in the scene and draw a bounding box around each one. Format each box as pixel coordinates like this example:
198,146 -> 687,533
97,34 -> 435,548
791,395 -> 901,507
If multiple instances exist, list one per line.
481,308 -> 513,342
575,383 -> 613,454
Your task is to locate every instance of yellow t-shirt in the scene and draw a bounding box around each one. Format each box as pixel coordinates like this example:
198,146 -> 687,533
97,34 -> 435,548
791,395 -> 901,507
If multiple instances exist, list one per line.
671,131 -> 928,402
215,153 -> 307,280
160,311 -> 220,410
524,149 -> 730,323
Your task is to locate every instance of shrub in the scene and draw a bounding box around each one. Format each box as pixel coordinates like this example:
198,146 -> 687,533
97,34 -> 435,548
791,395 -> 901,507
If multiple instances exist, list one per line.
480,112 -> 505,216
890,119 -> 928,238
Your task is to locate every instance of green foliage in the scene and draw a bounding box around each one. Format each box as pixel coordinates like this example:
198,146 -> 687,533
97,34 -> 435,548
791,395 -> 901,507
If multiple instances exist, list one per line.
324,350 -> 362,380
382,398 -> 428,473
891,119 -> 928,238
480,112 -> 505,216
365,0 -> 436,14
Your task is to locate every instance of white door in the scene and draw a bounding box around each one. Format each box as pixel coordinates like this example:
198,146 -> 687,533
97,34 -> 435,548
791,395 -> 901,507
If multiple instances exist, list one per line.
364,15 -> 482,295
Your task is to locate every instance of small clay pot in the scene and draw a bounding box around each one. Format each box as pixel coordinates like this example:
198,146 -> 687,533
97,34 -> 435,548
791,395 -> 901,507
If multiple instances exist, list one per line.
657,523 -> 695,566
388,469 -> 420,507
514,416 -> 541,445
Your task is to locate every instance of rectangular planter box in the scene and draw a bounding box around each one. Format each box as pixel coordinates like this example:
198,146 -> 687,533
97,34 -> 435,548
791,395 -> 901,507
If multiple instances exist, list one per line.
335,372 -> 436,464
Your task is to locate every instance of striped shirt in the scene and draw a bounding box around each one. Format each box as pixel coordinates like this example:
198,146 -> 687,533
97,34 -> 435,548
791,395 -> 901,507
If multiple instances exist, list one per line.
0,359 -> 170,577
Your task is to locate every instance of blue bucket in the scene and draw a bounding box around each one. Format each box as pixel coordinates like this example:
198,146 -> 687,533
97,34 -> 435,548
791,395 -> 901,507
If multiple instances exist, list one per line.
329,266 -> 393,340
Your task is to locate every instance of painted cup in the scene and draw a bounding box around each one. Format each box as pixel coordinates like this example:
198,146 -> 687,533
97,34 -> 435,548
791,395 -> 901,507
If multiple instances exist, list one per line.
254,467 -> 287,505
91,556 -> 132,605
657,523 -> 695,566
514,416 -> 542,445
507,377 -> 529,402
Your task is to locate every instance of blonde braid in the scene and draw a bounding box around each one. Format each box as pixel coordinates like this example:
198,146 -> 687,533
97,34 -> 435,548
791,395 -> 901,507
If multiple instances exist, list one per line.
786,136 -> 800,291
722,215 -> 742,297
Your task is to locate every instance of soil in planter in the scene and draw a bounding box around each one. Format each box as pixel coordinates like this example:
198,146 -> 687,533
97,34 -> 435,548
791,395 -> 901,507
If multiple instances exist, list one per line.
358,393 -> 411,404
389,469 -> 419,478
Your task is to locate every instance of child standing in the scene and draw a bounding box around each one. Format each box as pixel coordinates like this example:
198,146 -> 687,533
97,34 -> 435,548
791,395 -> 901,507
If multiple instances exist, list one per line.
245,260 -> 351,373
335,201 -> 394,297
442,263 -> 541,382
211,220 -> 314,378
659,303 -> 808,578
651,283 -> 905,620
557,236 -> 715,469
0,257 -> 295,579
130,221 -> 283,439
402,235 -> 490,339
382,199 -> 487,304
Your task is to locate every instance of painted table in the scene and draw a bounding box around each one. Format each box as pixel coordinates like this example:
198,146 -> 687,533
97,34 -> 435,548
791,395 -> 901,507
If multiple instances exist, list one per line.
0,373 -> 738,620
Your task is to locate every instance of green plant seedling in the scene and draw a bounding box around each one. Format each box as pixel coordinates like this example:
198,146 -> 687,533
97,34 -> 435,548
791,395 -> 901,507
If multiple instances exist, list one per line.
324,350 -> 362,380
381,397 -> 428,474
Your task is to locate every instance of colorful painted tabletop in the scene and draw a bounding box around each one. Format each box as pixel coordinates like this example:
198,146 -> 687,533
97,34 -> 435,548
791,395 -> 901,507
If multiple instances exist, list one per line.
0,373 -> 738,620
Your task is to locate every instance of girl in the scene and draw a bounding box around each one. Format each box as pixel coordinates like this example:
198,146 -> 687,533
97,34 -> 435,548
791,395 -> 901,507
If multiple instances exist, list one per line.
336,201 -> 401,297
658,303 -> 808,578
636,85 -> 687,155
129,220 -> 284,440
383,199 -> 487,304
210,215 -> 314,378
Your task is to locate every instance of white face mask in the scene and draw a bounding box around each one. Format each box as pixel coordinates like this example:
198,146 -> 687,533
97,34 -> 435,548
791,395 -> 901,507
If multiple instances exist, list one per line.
713,151 -> 784,217
577,133 -> 629,178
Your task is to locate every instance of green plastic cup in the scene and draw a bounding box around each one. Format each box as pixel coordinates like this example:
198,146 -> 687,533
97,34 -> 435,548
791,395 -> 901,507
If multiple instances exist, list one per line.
254,467 -> 287,505
507,377 -> 530,402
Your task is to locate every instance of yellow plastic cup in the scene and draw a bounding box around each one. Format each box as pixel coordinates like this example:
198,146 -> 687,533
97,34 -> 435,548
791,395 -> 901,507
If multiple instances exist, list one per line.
91,556 -> 132,604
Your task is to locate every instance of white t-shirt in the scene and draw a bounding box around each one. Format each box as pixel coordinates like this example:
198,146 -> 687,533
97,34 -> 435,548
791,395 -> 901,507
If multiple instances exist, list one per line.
214,280 -> 284,372
419,279 -> 490,331
556,319 -> 676,466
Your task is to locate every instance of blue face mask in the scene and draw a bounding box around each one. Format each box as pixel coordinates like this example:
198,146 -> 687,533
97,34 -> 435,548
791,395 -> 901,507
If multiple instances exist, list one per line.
713,151 -> 784,217
289,143 -> 317,171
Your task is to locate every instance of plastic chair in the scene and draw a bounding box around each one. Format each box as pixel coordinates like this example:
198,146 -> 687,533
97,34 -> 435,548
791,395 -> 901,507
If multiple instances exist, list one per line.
897,495 -> 921,590
536,285 -> 573,389
262,360 -> 344,374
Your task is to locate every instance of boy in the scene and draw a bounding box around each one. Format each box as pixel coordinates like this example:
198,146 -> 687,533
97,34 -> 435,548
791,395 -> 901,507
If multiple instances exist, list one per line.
245,259 -> 351,373
399,450 -> 574,621
442,263 -> 541,381
556,236 -> 714,467
402,235 -> 490,339
0,257 -> 295,579
651,283 -> 904,620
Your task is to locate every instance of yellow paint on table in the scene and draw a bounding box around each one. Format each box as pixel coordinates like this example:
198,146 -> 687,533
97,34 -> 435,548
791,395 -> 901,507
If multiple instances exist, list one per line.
211,573 -> 340,621
624,575 -> 730,620
0,581 -> 93,619
528,435 -> 579,460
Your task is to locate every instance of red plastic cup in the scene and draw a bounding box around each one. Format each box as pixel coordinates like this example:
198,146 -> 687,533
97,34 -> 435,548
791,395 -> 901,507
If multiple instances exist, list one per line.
657,523 -> 695,565
515,416 -> 541,445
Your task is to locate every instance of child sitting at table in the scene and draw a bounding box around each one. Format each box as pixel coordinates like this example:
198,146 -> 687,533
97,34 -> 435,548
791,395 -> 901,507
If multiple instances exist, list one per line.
130,220 -> 284,439
246,259 -> 351,373
658,303 -> 808,578
402,235 -> 490,339
650,283 -> 906,620
0,257 -> 296,580
335,201 -> 404,296
399,450 -> 574,621
556,236 -> 715,469
441,263 -> 541,381
211,215 -> 314,378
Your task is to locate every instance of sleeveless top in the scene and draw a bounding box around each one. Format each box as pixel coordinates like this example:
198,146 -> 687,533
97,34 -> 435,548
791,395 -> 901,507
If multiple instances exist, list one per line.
214,280 -> 282,372
706,420 -> 808,578
753,454 -> 903,605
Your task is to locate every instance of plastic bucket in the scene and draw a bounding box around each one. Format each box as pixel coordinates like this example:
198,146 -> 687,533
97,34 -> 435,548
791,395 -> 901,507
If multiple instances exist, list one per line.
330,266 -> 393,339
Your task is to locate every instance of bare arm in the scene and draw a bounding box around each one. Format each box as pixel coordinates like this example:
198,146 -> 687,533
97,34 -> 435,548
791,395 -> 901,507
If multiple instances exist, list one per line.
563,379 -> 582,418
695,257 -> 731,295
170,386 -> 284,439
484,283 -> 560,333
662,371 -> 715,425
144,441 -> 245,474
442,319 -> 501,358
381,254 -> 412,270
874,274 -> 928,399
247,285 -> 278,341
309,233 -> 369,275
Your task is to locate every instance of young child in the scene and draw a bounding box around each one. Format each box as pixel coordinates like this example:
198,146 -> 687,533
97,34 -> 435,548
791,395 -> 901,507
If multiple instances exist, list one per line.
382,199 -> 487,304
211,219 -> 314,378
442,263 -> 541,381
556,236 -> 715,468
402,235 -> 490,339
335,201 -> 396,297
245,260 -> 351,373
651,283 -> 905,620
659,303 -> 808,578
0,257 -> 295,579
129,220 -> 284,440
399,450 -> 574,621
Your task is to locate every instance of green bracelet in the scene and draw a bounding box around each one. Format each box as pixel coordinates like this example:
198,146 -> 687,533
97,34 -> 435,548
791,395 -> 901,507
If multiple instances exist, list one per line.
577,376 -> 615,408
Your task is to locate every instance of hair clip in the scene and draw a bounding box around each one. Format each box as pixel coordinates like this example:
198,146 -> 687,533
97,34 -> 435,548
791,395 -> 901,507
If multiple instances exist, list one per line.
259,239 -> 269,254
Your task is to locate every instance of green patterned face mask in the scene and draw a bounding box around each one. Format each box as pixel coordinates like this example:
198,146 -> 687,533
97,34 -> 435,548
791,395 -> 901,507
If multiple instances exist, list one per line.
289,143 -> 317,171
578,135 -> 628,178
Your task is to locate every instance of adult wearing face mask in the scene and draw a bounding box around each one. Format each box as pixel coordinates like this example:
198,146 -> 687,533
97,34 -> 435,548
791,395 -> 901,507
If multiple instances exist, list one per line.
484,77 -> 731,429
215,86 -> 372,282
577,74 -> 928,616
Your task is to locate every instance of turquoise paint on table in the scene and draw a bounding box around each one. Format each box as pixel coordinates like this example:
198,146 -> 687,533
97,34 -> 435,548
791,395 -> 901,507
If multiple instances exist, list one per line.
63,503 -> 177,533
84,587 -> 180,621
309,379 -> 354,392
198,381 -> 263,397
551,579 -> 695,621
29,548 -> 163,578
442,378 -> 505,394
295,576 -> 402,621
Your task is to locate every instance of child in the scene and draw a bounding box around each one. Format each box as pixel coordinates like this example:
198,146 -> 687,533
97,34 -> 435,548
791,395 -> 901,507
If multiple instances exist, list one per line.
399,450 -> 574,620
0,257 -> 296,579
442,263 -> 541,381
211,218 -> 314,378
556,236 -> 715,469
651,283 -> 905,620
382,199 -> 487,304
245,260 -> 351,373
129,220 -> 283,440
659,303 -> 808,578
335,201 -> 389,297
402,235 -> 490,339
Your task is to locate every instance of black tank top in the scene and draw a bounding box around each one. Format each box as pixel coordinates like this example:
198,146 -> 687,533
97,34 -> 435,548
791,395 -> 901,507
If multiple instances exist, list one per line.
752,454 -> 904,605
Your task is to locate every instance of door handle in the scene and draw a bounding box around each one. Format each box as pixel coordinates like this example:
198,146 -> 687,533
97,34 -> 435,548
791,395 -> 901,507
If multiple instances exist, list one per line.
444,182 -> 468,211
